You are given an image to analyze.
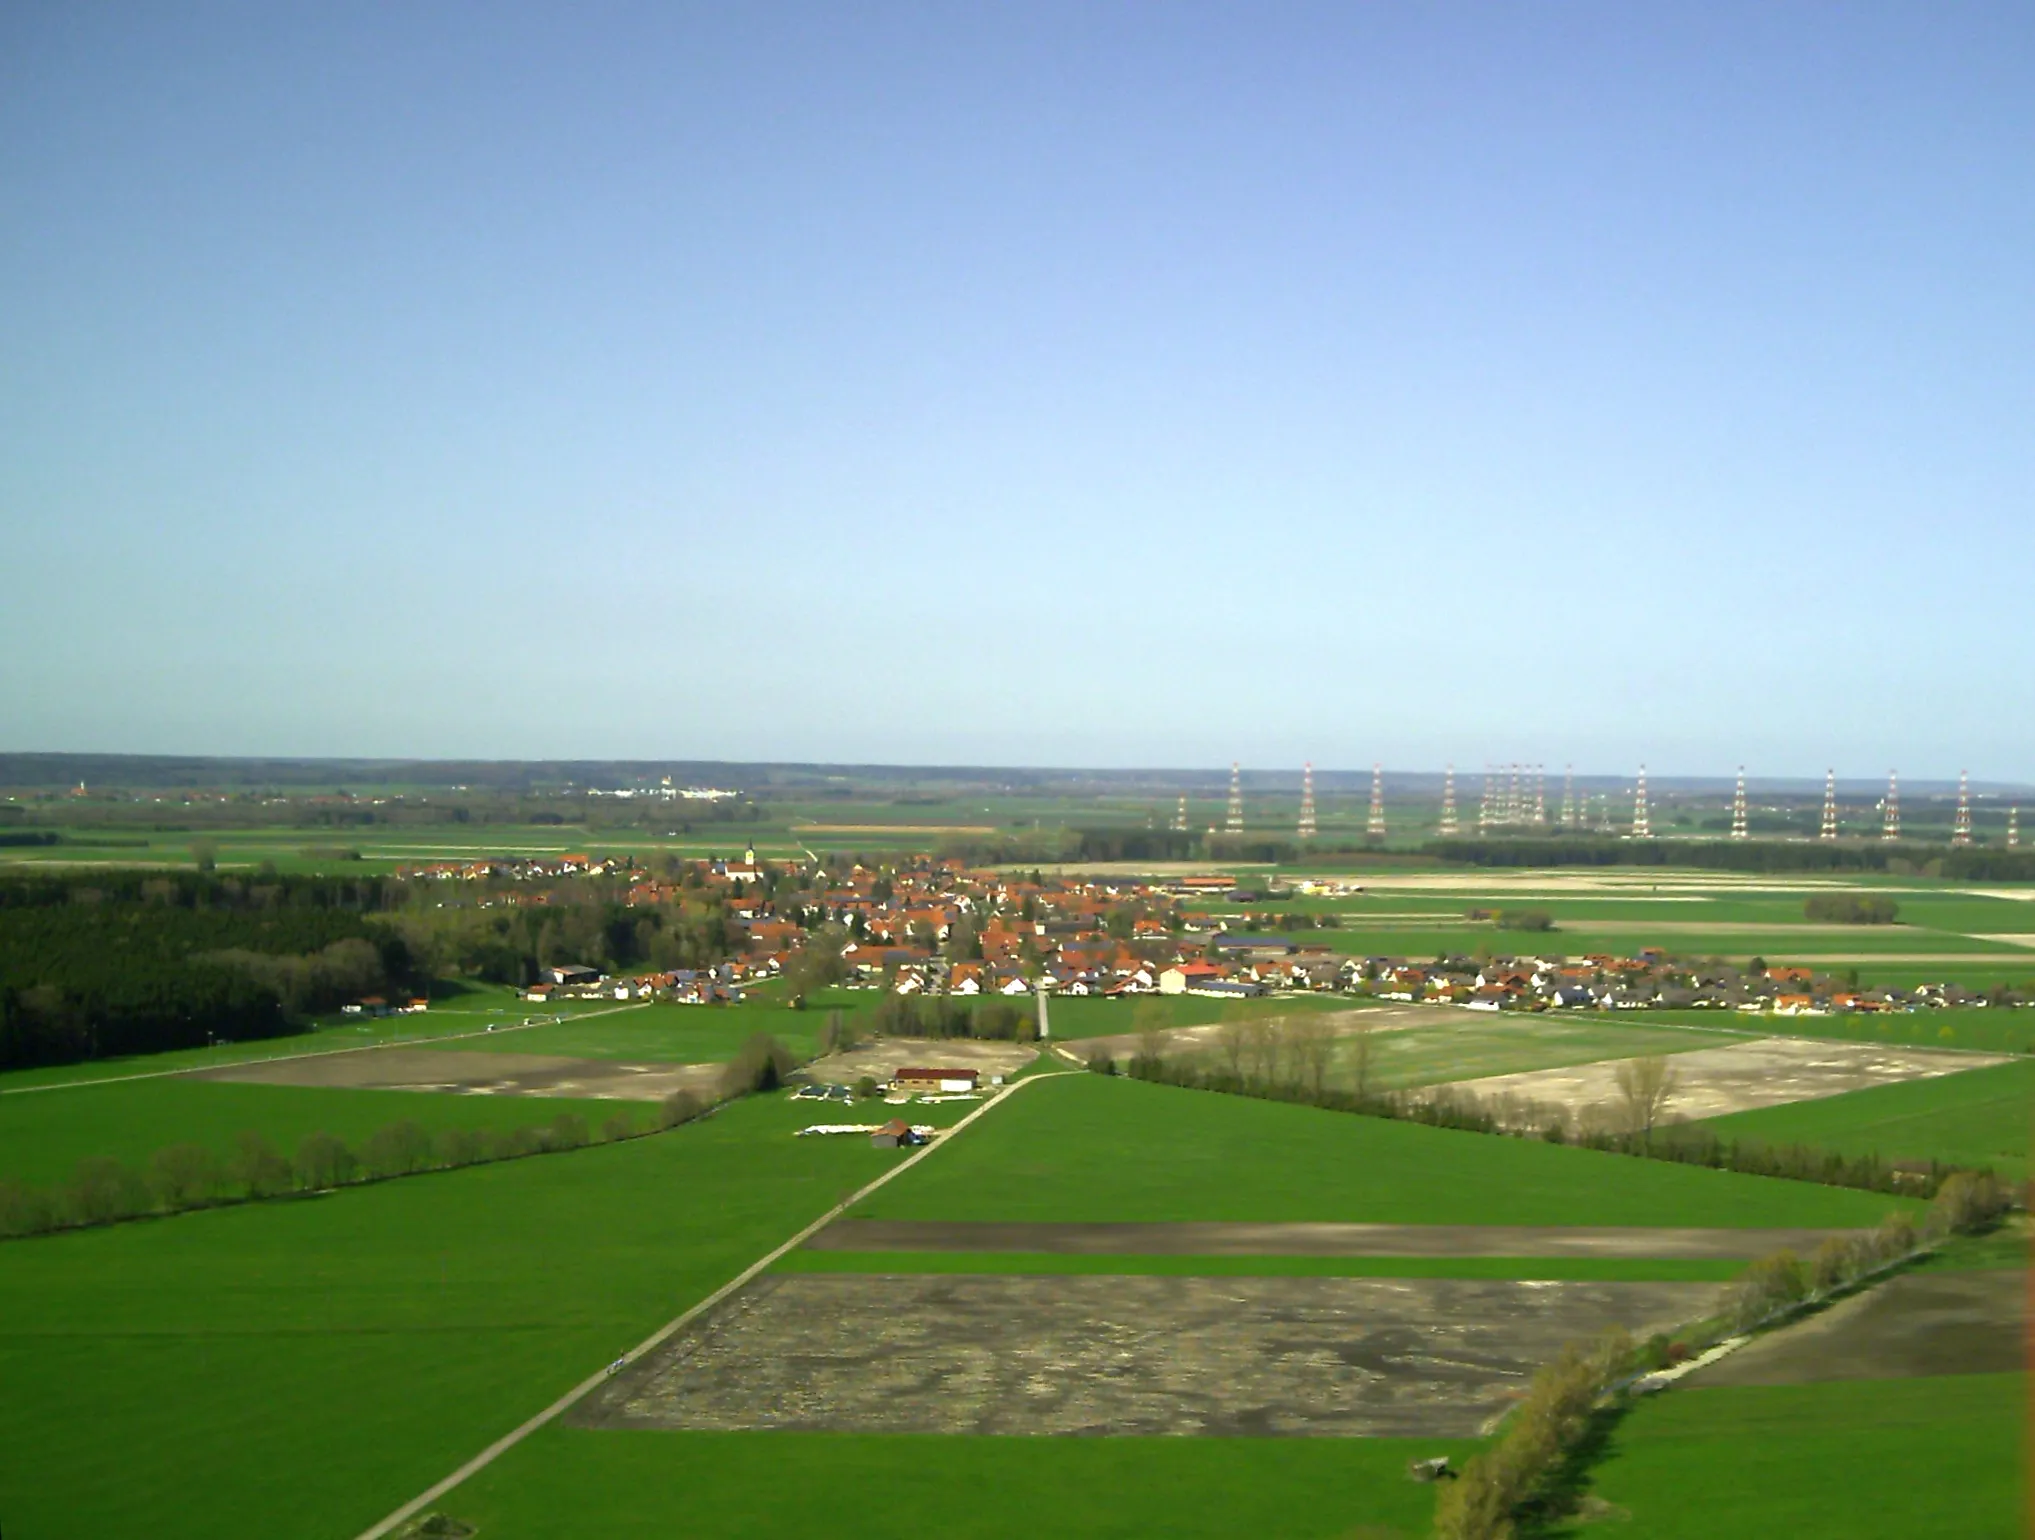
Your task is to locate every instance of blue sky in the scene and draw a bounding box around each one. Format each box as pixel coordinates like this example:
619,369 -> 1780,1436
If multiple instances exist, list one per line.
3,3 -> 2029,778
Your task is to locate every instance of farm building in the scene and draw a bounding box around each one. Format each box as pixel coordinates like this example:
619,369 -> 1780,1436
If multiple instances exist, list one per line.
870,1119 -> 927,1149
892,1067 -> 980,1093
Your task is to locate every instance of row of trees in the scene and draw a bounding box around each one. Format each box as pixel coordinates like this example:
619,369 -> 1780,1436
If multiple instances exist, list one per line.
867,994 -> 1039,1042
1803,893 -> 1900,925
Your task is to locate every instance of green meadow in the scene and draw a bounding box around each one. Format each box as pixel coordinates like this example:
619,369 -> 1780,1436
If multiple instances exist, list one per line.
0,1093 -> 913,1540
1702,1058 -> 2035,1179
446,1428 -> 1477,1540
1582,1374 -> 2023,1539
0,1077 -> 629,1187
855,1074 -> 1913,1229
437,995 -> 843,1064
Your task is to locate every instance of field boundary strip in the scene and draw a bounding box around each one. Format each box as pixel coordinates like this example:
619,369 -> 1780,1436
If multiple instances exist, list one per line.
0,1001 -> 655,1097
350,1068 -> 1077,1540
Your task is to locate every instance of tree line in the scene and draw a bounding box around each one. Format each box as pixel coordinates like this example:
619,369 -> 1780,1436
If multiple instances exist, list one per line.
1803,893 -> 1900,924
0,873 -> 417,1069
0,1031 -> 809,1242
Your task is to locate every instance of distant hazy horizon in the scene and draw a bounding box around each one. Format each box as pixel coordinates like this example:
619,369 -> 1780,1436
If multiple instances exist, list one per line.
0,751 -> 2024,800
5,5 -> 2029,776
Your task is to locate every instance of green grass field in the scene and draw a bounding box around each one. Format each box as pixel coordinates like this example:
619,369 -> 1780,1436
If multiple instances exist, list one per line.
1582,1374 -> 2023,1538
1701,1059 -> 2035,1179
772,1250 -> 1746,1281
0,1077 -> 631,1187
856,1074 -> 1913,1228
0,1093 -> 920,1540
442,1427 -> 1480,1540
436,996 -> 840,1064
1039,991 -> 1351,1042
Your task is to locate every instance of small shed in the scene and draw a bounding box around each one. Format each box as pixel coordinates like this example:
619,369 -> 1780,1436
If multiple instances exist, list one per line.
870,1119 -> 926,1150
892,1067 -> 980,1094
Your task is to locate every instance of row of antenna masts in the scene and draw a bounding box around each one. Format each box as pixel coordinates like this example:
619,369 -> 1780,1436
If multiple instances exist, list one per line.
1171,766 -> 2018,848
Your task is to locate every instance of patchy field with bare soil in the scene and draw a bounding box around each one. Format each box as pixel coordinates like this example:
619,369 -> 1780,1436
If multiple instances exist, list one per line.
197,1047 -> 724,1101
801,1036 -> 1041,1086
1438,1036 -> 2009,1123
573,1271 -> 1722,1438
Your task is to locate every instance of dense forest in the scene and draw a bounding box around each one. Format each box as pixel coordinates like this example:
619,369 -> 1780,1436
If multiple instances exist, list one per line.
0,873 -> 415,1070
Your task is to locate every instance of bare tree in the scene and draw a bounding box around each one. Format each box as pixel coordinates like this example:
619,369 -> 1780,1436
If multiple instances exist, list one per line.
1348,1020 -> 1374,1099
1614,1055 -> 1678,1142
1217,1017 -> 1248,1080
1244,1016 -> 1277,1084
1290,1017 -> 1335,1099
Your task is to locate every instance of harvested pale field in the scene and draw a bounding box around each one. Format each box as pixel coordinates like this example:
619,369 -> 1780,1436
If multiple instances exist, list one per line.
1439,1037 -> 2011,1123
1078,1003 -> 1476,1061
197,1046 -> 723,1101
803,1036 -> 1041,1086
1686,1270 -> 2023,1386
805,1219 -> 1861,1259
573,1272 -> 1722,1438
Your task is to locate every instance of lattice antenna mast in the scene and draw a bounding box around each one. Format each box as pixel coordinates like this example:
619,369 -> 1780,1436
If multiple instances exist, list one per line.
1297,763 -> 1317,840
1631,765 -> 1651,838
1882,772 -> 1899,842
1367,764 -> 1386,837
1952,770 -> 1972,846
2010,806 -> 2020,850
1560,765 -> 1575,829
1533,765 -> 1547,825
1171,794 -> 1188,833
1225,763 -> 1244,834
1439,764 -> 1459,837
1731,767 -> 1748,840
1479,766 -> 1493,832
1819,769 -> 1838,841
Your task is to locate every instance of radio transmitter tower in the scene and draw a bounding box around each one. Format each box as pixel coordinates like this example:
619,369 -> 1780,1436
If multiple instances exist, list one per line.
1883,772 -> 1900,841
2010,806 -> 2020,850
1225,763 -> 1244,834
1631,766 -> 1652,838
1819,770 -> 1839,841
1297,763 -> 1317,840
1532,766 -> 1547,825
1952,771 -> 1972,846
1560,766 -> 1576,829
1367,764 -> 1387,837
1479,767 -> 1494,832
1439,765 -> 1460,837
1731,767 -> 1749,840
1170,795 -> 1188,833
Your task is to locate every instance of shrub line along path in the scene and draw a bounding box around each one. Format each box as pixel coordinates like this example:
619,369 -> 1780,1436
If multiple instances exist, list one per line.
0,1001 -> 655,1097
350,1068 -> 1076,1540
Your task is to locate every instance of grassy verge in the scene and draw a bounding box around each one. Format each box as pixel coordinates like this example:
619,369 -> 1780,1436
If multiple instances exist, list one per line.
1577,1374 -> 2023,1539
